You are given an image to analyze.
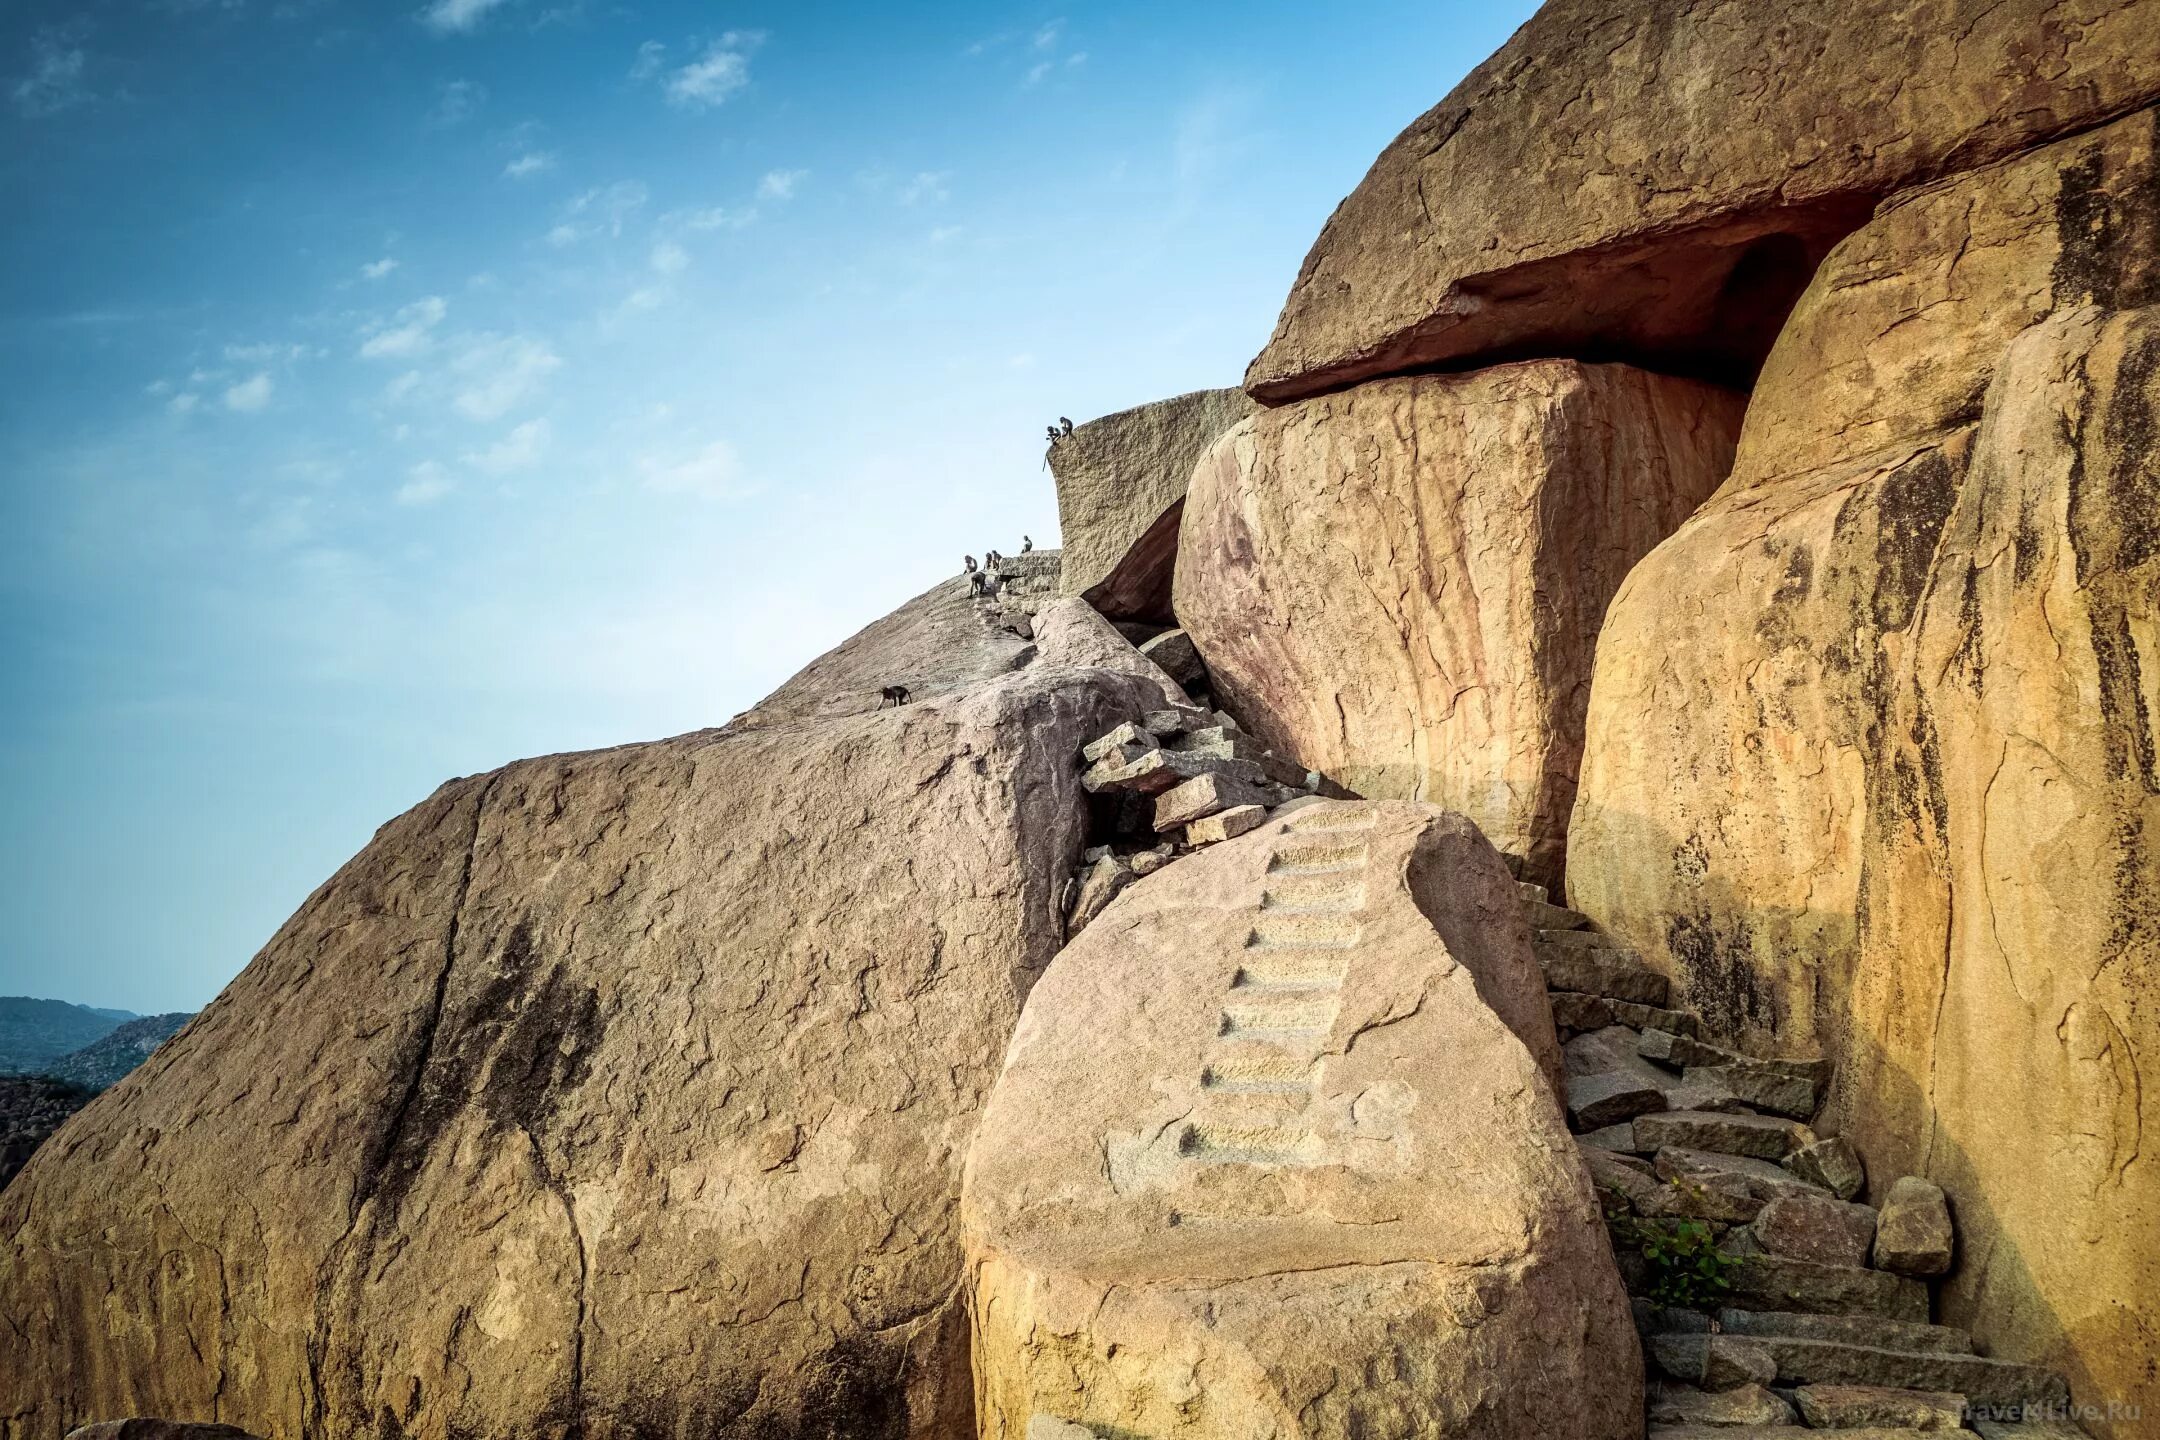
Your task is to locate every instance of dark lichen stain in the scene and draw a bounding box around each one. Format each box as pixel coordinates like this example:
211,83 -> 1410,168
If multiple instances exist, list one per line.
2049,111 -> 2160,315
1667,911 -> 1779,1036
1869,447 -> 1957,633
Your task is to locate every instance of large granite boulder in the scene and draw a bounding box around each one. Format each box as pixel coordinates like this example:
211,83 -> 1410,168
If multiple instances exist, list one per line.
962,801 -> 1624,1439
1174,360 -> 1743,887
1048,389 -> 1258,622
1243,0 -> 2160,402
1569,107 -> 2160,1433
0,574 -> 1166,1440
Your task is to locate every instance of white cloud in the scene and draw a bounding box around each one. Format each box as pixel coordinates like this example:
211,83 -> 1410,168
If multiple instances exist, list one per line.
382,369 -> 425,403
167,392 -> 202,416
461,418 -> 550,474
422,0 -> 514,35
1032,20 -> 1065,50
898,171 -> 951,206
396,460 -> 453,506
223,373 -> 274,413
756,168 -> 806,202
223,341 -> 307,363
641,440 -> 751,501
659,31 -> 763,111
1025,61 -> 1052,86
549,181 -> 648,245
627,39 -> 666,82
450,333 -> 560,420
675,206 -> 751,233
12,27 -> 90,118
429,78 -> 486,126
649,240 -> 689,276
503,151 -> 556,179
357,296 -> 448,359
361,257 -> 400,280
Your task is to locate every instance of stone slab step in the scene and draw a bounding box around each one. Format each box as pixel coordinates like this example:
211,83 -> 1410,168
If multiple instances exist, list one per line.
1536,942 -> 1670,1004
1567,1070 -> 1669,1130
1746,1336 -> 2069,1410
1640,1027 -> 1832,1086
1721,1255 -> 1930,1322
1649,1381 -> 1796,1429
1522,897 -> 1593,931
1656,1146 -> 1836,1203
1516,879 -> 1549,904
1717,1307 -> 1975,1356
1568,1028 -> 1742,1116
1636,1109 -> 1813,1160
1550,992 -> 1702,1038
1971,1418 -> 2094,1438
1649,1428 -> 1946,1439
1537,925 -> 1630,952
1794,1383 -> 1967,1431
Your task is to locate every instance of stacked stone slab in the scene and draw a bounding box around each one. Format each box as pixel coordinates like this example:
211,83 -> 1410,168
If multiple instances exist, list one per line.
1518,888 -> 2083,1436
964,801 -> 1627,1439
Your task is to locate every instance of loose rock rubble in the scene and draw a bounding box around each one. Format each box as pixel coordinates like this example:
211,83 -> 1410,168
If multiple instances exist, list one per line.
1516,879 -> 2081,1436
1061,706 -> 1332,937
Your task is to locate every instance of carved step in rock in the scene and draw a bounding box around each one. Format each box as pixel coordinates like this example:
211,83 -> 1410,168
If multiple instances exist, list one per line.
963,800 -> 1628,1438
1794,1383 -> 1968,1431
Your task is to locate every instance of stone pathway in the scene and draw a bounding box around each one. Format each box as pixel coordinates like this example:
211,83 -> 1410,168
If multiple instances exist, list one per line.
1514,881 -> 2089,1440
1185,804 -> 1376,1165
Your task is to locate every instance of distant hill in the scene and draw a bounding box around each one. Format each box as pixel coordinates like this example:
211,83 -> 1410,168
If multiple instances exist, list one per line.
40,1013 -> 193,1091
0,997 -> 136,1074
0,1075 -> 98,1192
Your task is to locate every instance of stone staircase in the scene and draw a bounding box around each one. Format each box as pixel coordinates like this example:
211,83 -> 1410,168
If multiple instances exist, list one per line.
1516,882 -> 2089,1440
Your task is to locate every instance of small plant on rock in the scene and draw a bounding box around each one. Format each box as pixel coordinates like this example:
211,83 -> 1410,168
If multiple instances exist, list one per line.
1615,1211 -> 1739,1311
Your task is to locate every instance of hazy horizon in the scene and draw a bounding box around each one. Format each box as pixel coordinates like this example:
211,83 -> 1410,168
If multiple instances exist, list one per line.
0,0 -> 1536,1013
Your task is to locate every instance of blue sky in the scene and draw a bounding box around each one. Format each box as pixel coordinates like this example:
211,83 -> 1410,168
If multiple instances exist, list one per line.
0,0 -> 1535,1014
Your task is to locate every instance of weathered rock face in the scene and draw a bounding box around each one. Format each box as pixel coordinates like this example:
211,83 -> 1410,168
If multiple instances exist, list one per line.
1174,361 -> 1743,888
0,580 -> 1167,1440
962,800 -> 1625,1440
1243,0 -> 2160,402
1569,108 -> 2160,1433
1048,389 -> 1258,623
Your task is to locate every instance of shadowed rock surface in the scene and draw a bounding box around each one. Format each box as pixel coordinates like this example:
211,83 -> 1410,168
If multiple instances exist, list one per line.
1047,390 -> 1257,623
0,583 -> 1167,1440
1244,0 -> 2160,402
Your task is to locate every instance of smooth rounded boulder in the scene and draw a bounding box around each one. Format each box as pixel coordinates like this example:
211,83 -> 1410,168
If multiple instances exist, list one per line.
0,572 -> 1167,1440
1174,360 -> 1742,887
962,800 -> 1629,1439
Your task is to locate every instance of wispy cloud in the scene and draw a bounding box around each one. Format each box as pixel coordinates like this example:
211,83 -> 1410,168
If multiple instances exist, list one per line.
223,373 -> 274,413
462,418 -> 550,473
360,257 -> 400,281
428,78 -> 486,127
898,171 -> 952,206
396,460 -> 452,506
649,240 -> 689,276
636,32 -> 765,111
641,440 -> 751,501
12,26 -> 91,118
756,168 -> 807,201
421,0 -> 514,35
503,151 -> 556,179
450,333 -> 559,420
547,180 -> 647,245
167,392 -> 202,416
357,296 -> 449,359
